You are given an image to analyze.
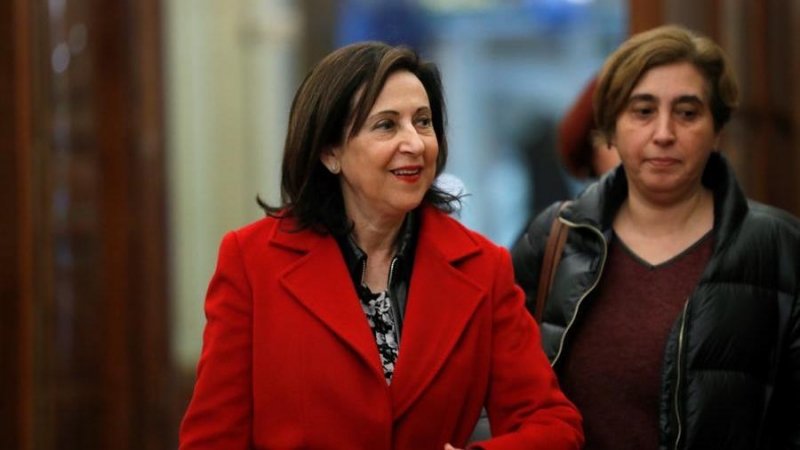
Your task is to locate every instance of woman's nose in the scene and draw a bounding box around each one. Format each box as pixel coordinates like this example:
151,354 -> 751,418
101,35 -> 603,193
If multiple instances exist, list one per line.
652,113 -> 676,145
399,125 -> 426,154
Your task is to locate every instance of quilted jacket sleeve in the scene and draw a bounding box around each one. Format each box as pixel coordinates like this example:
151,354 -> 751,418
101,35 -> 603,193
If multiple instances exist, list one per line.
783,290 -> 800,448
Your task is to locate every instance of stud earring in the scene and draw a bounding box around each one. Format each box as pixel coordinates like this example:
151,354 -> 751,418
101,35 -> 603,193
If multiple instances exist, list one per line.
330,161 -> 340,174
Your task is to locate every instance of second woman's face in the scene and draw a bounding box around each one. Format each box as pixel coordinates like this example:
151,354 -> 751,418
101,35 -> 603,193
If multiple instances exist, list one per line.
329,70 -> 438,224
612,61 -> 720,203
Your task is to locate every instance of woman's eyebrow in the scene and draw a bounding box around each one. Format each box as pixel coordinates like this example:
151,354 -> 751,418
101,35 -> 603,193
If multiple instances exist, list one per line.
671,95 -> 704,106
626,93 -> 705,106
626,93 -> 657,104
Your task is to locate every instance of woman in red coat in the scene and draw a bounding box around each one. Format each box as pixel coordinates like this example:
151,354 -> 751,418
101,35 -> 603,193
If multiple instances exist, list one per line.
179,41 -> 583,450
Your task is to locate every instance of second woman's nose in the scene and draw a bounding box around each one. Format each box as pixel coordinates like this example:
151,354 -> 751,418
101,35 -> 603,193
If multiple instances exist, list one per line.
652,113 -> 677,146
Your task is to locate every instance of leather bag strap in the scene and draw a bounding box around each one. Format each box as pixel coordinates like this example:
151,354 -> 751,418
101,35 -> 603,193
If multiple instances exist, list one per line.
534,201 -> 570,323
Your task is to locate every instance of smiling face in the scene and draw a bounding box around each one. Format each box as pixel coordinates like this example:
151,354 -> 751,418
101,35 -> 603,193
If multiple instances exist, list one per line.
611,61 -> 720,204
322,70 -> 438,226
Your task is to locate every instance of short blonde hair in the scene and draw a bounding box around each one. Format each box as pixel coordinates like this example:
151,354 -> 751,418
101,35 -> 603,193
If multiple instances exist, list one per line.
593,24 -> 739,147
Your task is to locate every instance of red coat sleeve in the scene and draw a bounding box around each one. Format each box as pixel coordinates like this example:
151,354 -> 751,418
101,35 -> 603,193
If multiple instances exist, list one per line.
179,231 -> 254,449
471,246 -> 584,450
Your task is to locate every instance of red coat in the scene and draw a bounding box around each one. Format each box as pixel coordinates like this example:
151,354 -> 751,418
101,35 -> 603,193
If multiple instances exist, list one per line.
180,206 -> 583,449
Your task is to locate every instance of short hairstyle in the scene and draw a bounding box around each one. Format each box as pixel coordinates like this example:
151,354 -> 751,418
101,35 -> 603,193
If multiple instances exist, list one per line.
593,24 -> 739,148
259,41 -> 457,235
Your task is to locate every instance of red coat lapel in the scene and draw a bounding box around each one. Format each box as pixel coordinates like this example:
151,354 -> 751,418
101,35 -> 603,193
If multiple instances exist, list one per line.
390,208 -> 484,418
268,208 -> 488,414
272,224 -> 386,383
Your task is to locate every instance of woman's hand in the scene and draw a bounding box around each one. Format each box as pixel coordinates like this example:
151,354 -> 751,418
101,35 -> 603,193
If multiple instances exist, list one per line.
444,444 -> 464,450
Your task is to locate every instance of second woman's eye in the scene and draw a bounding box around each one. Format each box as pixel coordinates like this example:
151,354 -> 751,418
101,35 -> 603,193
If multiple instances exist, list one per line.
632,105 -> 655,118
374,119 -> 395,131
675,108 -> 699,121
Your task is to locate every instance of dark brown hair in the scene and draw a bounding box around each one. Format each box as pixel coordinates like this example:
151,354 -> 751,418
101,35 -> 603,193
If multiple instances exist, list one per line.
259,41 -> 457,235
593,24 -> 739,148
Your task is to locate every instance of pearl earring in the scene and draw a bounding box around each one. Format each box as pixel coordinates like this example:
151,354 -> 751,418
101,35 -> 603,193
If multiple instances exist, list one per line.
330,161 -> 340,174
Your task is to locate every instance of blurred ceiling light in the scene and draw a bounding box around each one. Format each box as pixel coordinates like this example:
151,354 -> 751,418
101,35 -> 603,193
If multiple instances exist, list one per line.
51,43 -> 70,74
418,0 -> 497,13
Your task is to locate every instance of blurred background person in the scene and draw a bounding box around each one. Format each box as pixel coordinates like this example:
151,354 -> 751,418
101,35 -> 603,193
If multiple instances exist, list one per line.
512,25 -> 800,449
515,76 -> 624,235
558,76 -> 621,181
179,41 -> 583,450
516,114 -> 573,221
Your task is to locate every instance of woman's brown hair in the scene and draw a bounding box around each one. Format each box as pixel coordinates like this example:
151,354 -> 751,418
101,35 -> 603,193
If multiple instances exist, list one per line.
593,24 -> 739,148
259,41 -> 457,235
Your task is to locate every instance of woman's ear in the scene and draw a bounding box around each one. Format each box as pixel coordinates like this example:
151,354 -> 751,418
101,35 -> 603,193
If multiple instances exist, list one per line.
320,147 -> 341,174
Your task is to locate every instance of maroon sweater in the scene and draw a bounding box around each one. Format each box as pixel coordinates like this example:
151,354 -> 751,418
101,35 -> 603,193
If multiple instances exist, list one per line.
559,232 -> 713,449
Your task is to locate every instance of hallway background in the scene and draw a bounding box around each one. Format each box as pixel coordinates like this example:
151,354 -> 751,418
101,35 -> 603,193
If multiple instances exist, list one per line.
3,0 -> 799,448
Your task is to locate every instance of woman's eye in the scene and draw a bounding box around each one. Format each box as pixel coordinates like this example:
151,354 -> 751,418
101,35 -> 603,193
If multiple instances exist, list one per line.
632,106 -> 654,117
374,120 -> 395,130
415,116 -> 433,128
675,109 -> 698,120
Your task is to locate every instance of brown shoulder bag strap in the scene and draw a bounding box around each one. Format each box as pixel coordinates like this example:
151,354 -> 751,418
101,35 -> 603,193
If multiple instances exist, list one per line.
534,201 -> 570,323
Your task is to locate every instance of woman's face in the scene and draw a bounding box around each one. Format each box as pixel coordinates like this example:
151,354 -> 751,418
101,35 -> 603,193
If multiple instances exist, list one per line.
611,61 -> 720,203
324,70 -> 438,225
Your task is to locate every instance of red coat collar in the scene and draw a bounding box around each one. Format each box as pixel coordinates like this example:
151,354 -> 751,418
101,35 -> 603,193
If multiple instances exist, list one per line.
268,205 -> 481,263
269,206 -> 486,417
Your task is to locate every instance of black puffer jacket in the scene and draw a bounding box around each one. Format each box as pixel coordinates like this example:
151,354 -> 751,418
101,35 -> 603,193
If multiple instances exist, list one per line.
511,153 -> 800,449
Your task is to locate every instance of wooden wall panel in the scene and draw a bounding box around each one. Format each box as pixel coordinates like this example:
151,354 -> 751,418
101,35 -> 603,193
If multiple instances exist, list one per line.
629,0 -> 664,33
1,0 -> 36,447
794,0 -> 800,216
723,1 -> 799,215
3,0 -> 176,448
0,4 -> 23,449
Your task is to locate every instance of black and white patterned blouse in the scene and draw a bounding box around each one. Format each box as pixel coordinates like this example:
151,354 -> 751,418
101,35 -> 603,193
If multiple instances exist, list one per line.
358,288 -> 399,384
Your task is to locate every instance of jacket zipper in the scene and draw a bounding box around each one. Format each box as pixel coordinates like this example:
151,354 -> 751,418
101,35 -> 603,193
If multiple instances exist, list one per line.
548,215 -> 688,447
673,300 -> 689,450
387,257 -> 398,287
360,260 -> 368,287
550,218 -> 608,367
360,258 -> 399,289
387,257 -> 401,338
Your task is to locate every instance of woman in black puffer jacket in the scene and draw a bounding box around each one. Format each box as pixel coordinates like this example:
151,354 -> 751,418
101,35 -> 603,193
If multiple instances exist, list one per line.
512,24 -> 800,450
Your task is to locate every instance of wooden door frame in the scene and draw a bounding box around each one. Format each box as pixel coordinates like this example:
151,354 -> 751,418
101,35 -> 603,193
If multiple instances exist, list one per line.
1,0 -> 177,448
1,0 -> 36,447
